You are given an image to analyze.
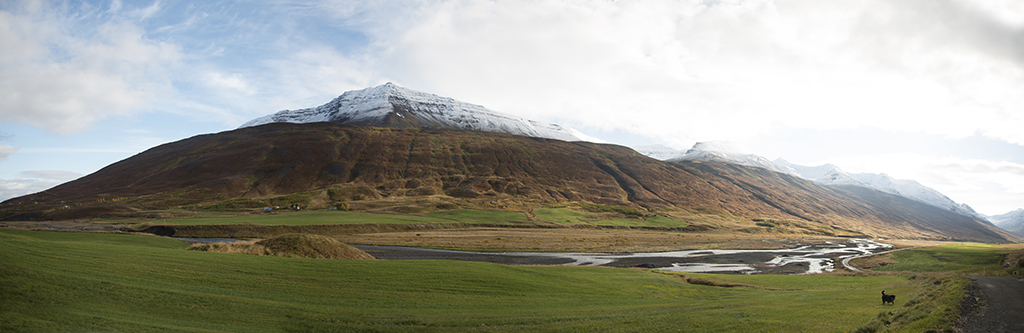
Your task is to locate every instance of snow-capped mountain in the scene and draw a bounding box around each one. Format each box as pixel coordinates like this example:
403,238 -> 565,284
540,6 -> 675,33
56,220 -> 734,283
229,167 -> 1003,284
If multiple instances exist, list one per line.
636,142 -> 984,220
774,159 -> 984,220
240,82 -> 581,141
988,209 -> 1024,237
665,142 -> 792,174
633,144 -> 688,161
773,160 -> 862,186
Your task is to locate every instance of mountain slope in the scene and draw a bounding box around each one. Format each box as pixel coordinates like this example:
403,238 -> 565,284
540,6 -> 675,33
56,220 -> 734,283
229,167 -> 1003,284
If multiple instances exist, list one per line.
639,144 -> 986,222
989,209 -> 1024,237
774,159 -> 984,219
240,82 -> 580,141
2,123 -> 1012,242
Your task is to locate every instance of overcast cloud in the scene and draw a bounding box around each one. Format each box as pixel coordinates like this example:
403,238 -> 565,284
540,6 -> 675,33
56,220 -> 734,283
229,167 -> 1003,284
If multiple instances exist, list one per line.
377,0 -> 1024,147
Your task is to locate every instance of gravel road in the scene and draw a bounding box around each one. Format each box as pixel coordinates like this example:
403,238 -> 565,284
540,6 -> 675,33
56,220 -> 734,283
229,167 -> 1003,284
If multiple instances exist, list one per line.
957,277 -> 1024,333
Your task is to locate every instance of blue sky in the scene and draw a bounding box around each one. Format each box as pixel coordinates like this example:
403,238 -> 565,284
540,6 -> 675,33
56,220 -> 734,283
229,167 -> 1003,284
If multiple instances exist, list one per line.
2,0 -> 1024,215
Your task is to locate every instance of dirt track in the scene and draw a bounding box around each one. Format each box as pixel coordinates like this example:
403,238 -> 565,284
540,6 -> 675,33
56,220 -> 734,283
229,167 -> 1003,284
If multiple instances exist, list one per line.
957,277 -> 1024,333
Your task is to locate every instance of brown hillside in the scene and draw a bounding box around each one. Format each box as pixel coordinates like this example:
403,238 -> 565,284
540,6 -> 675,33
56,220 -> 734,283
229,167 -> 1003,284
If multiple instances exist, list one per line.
1,122 -> 1012,242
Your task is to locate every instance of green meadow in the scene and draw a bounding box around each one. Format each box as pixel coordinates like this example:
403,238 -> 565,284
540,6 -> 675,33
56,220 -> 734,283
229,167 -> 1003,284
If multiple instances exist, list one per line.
0,229 -> 936,332
872,243 -> 1008,273
130,208 -> 692,230
532,208 -> 691,227
131,209 -> 532,226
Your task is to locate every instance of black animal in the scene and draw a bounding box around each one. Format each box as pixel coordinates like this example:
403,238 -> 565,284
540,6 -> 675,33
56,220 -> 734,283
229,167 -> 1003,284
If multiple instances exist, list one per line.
881,290 -> 896,305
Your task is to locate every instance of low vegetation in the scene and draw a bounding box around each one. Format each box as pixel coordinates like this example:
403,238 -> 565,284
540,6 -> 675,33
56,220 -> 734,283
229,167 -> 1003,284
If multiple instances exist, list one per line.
853,275 -> 966,333
847,242 -> 1024,332
872,243 -> 1009,273
130,209 -> 530,227
2,220 -> 1019,332
1,229 -> 922,332
190,234 -> 375,260
533,207 -> 690,228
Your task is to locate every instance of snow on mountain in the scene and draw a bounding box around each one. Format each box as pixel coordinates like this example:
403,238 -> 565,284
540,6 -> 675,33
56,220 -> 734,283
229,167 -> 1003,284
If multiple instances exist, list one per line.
636,143 -> 985,220
774,159 -> 862,186
240,82 -> 581,142
632,144 -> 688,160
774,159 -> 984,220
988,209 -> 1024,236
666,141 -> 792,174
851,173 -> 983,219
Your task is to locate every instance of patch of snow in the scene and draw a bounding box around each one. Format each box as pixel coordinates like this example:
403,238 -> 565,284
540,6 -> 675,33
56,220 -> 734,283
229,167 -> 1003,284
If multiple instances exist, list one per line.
632,144 -> 687,160
987,208 -> 1024,236
776,159 -> 986,220
566,127 -> 608,144
638,143 -> 987,221
240,82 -> 581,141
667,141 -> 792,174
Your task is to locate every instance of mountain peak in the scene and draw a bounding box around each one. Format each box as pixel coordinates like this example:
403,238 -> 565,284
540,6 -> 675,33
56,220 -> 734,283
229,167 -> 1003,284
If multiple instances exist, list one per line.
669,141 -> 791,173
989,208 -> 1024,237
239,83 -> 581,141
688,141 -> 745,155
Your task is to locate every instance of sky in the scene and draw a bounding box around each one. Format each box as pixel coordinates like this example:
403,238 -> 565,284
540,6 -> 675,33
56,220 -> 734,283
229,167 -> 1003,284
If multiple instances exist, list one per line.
2,0 -> 1023,216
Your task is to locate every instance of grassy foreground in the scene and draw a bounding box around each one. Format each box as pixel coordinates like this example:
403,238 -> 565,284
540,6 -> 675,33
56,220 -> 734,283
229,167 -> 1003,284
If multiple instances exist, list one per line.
873,243 -> 1008,273
130,209 -> 532,226
1,229 -> 918,332
129,208 -> 695,229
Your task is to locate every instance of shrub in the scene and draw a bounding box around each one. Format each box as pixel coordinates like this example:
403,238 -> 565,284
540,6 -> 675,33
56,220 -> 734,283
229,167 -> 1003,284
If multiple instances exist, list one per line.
327,188 -> 344,201
190,234 -> 375,260
753,219 -> 779,228
269,193 -> 313,207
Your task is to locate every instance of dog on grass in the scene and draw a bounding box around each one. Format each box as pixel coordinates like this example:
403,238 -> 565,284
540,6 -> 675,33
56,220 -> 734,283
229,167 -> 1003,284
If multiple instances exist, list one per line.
881,290 -> 896,305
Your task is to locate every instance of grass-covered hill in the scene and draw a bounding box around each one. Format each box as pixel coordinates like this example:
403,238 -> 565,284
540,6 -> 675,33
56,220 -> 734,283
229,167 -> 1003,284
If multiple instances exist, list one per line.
1,122 -> 1013,242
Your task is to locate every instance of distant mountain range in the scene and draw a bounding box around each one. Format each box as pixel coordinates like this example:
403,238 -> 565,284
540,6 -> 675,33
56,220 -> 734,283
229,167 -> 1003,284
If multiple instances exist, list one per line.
989,209 -> 1024,237
241,82 -> 581,141
635,143 -> 992,222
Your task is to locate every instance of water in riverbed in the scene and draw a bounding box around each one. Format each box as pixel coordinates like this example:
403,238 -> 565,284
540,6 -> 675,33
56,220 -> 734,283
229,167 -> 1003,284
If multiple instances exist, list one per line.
356,239 -> 892,275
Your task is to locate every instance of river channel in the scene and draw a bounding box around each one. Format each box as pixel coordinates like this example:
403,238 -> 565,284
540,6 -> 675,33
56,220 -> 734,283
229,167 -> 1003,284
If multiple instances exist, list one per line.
352,239 -> 893,274
177,237 -> 892,274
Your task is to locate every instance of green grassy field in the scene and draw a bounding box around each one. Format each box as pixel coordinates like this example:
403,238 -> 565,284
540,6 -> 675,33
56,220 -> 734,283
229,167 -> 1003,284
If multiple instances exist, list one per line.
2,229 -> 922,332
533,208 -> 592,224
533,208 -> 691,227
873,243 -> 1008,273
131,209 -> 531,226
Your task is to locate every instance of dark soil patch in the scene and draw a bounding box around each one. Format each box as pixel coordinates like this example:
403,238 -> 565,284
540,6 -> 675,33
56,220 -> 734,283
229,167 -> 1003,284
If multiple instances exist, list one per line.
956,277 -> 1024,333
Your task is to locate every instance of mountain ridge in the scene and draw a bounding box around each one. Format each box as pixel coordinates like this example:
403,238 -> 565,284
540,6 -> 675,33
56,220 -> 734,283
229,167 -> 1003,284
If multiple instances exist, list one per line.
637,142 -> 992,221
2,122 -> 1013,243
240,82 -> 581,141
989,209 -> 1024,237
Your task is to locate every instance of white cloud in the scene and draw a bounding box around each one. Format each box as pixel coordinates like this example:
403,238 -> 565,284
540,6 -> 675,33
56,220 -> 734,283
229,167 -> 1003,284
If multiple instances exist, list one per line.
131,1 -> 162,20
0,168 -> 81,201
17,170 -> 83,181
256,46 -> 377,115
0,178 -> 64,201
203,72 -> 255,95
0,145 -> 17,161
0,2 -> 180,135
370,0 -> 1024,147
